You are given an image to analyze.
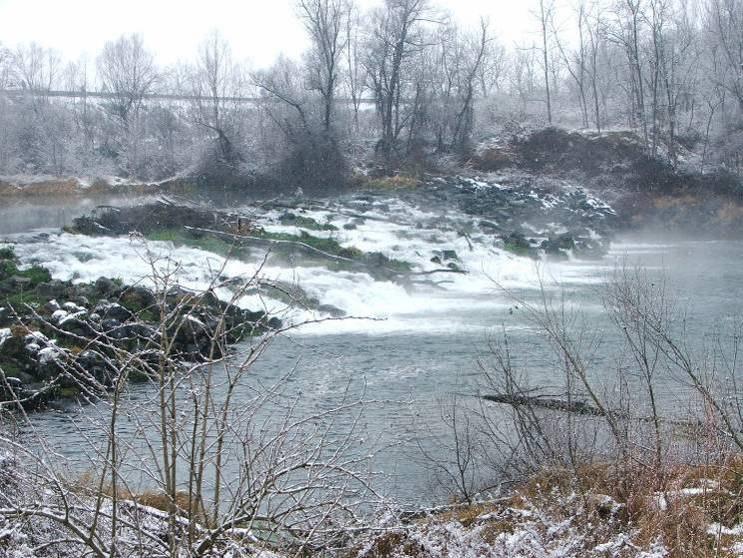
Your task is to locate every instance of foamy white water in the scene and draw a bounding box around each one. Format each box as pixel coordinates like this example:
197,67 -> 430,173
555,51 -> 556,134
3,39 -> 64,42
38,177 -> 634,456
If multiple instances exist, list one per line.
7,196 -> 616,336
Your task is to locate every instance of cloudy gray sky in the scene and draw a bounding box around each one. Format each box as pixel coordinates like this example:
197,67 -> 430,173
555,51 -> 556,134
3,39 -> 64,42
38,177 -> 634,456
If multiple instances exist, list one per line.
0,0 -> 541,68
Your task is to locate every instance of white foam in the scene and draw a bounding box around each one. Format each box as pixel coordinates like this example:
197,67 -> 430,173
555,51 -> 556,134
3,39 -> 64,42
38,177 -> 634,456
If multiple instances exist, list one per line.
0,328 -> 10,348
6,196 -> 637,337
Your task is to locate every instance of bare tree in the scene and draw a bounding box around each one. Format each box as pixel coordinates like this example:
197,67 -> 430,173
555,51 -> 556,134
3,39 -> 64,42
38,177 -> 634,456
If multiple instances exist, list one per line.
97,34 -> 157,128
475,35 -> 506,98
551,4 -> 590,127
298,0 -> 350,133
585,1 -> 609,132
537,0 -> 554,124
611,0 -> 649,146
97,34 -> 158,177
8,44 -> 74,174
344,2 -> 366,131
705,0 -> 743,110
0,246 -> 381,557
253,55 -> 347,191
12,42 -> 59,92
364,0 -> 434,165
510,44 -> 540,115
0,44 -> 13,89
450,19 -> 492,154
191,31 -> 244,165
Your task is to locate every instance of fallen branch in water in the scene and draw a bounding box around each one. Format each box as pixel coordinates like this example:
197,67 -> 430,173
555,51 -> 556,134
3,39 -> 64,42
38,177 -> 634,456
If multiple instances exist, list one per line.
482,393 -> 605,416
481,393 -> 720,432
408,268 -> 467,276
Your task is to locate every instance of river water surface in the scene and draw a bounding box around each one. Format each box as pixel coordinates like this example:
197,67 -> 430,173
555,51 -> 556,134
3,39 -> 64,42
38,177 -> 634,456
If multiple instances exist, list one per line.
4,195 -> 742,504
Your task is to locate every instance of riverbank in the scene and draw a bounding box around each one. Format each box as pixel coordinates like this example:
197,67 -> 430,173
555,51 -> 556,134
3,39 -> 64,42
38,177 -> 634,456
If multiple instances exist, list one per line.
472,127 -> 743,237
3,126 -> 742,240
0,436 -> 738,557
0,174 -> 196,197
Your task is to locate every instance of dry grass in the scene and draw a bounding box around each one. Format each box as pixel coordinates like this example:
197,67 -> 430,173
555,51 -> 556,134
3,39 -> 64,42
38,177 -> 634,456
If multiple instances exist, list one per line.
652,194 -> 701,209
361,175 -> 421,189
71,472 -> 208,523
0,178 -> 83,197
717,201 -> 743,222
0,177 -> 188,198
472,147 -> 517,171
519,457 -> 743,558
358,532 -> 425,557
9,325 -> 31,338
354,456 -> 743,558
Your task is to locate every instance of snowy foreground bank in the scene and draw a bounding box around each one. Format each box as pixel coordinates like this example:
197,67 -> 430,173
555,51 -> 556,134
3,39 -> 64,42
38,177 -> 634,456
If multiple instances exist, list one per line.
0,436 -> 740,557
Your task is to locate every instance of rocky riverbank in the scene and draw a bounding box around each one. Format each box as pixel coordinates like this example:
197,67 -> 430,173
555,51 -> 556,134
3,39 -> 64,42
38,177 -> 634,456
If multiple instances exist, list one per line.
412,173 -> 616,259
471,126 -> 743,237
0,245 -> 281,409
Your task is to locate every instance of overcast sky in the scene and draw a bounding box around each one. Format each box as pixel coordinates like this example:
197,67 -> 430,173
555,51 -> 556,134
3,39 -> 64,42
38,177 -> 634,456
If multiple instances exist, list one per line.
0,0 -> 542,69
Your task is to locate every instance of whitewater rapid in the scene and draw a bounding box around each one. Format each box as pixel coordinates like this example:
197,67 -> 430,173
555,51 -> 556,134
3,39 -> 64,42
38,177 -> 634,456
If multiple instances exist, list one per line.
6,195 -> 621,337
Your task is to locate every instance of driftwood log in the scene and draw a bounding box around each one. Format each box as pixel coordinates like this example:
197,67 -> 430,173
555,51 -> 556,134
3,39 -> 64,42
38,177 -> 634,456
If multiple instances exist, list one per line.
482,393 -> 605,416
481,392 -> 715,432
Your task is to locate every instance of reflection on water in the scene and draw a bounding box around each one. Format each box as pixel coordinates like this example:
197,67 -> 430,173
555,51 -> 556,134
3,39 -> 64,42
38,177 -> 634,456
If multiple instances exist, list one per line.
0,195 -> 160,234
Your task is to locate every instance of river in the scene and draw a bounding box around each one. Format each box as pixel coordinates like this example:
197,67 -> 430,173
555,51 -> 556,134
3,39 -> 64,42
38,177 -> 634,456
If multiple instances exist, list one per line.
3,192 -> 742,505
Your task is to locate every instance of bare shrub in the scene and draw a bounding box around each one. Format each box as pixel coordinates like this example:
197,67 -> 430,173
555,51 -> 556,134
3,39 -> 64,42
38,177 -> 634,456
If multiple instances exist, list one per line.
0,243 -> 381,557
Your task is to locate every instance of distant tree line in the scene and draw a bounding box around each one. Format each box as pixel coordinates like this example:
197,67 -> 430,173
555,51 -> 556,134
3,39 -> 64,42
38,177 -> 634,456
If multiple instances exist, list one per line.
2,0 -> 743,190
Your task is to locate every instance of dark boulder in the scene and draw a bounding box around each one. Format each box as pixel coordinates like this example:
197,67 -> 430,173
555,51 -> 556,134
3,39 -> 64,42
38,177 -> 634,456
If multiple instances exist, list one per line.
76,350 -> 117,385
95,302 -> 134,323
119,286 -> 158,315
94,277 -> 120,298
37,280 -> 68,299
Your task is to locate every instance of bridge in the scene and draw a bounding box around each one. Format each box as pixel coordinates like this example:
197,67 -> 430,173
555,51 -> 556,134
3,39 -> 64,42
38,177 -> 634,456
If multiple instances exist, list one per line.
0,88 -> 377,105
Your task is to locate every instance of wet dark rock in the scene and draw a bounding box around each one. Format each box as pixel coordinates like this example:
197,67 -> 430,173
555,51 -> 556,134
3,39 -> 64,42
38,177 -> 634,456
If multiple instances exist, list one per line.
35,352 -> 65,381
101,318 -> 126,338
244,309 -> 267,324
541,234 -> 575,259
171,314 -> 215,358
59,316 -> 98,338
317,304 -> 346,318
574,237 -> 610,259
44,300 -> 61,314
502,232 -> 537,258
94,277 -> 119,298
76,350 -> 117,385
96,302 -> 133,323
123,323 -> 158,341
8,276 -> 31,289
468,127 -> 743,237
73,202 -> 218,236
431,250 -> 459,264
37,280 -> 67,299
119,286 -> 157,316
165,285 -> 195,305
